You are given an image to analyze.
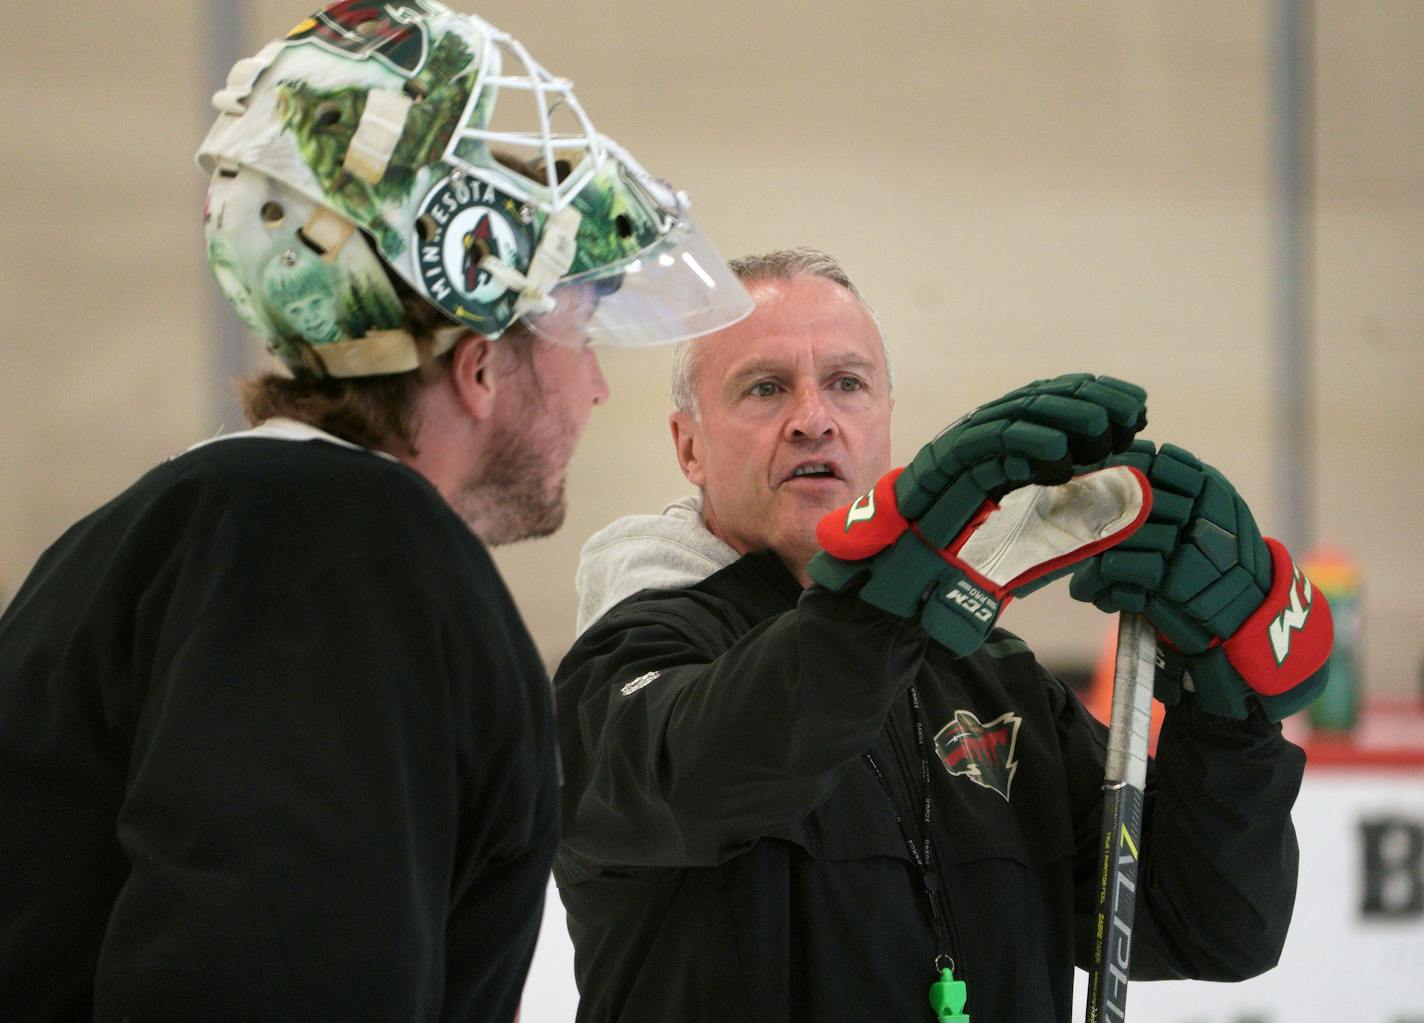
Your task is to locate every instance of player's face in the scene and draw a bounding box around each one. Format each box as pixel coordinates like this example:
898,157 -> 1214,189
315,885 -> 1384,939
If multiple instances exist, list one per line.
469,331 -> 610,545
671,275 -> 893,578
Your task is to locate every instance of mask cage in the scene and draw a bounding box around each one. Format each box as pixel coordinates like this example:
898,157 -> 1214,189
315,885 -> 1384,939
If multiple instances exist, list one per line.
443,27 -> 605,211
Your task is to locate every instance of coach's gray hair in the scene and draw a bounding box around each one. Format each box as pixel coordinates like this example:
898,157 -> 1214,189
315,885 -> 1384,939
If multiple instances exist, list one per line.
669,247 -> 892,418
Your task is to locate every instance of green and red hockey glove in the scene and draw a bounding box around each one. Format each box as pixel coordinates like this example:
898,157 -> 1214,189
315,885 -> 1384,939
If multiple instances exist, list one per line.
817,465 -> 1151,655
1069,440 -> 1334,721
808,373 -> 1150,655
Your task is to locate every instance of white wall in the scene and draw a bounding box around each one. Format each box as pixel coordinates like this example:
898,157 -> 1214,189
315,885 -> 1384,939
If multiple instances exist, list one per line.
2,8 -> 1421,678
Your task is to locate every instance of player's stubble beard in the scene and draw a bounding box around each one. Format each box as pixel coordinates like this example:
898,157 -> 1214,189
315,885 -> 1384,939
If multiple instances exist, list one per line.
453,375 -> 572,546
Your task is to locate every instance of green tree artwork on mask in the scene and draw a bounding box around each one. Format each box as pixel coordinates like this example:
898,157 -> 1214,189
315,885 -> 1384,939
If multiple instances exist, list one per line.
276,31 -> 477,257
344,271 -> 403,338
569,170 -> 665,276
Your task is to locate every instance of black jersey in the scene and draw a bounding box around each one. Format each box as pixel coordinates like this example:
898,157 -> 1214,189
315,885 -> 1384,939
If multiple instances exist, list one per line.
555,549 -> 1305,1022
0,430 -> 558,1021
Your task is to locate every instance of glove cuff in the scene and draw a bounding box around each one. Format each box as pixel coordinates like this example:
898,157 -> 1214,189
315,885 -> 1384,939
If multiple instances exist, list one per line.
816,467 -> 909,560
1220,537 -> 1334,696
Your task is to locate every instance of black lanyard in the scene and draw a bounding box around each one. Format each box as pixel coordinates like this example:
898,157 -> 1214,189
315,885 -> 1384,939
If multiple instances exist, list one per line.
862,685 -> 971,1021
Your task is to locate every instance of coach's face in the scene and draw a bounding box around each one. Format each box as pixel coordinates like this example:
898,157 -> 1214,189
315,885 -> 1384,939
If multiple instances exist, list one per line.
670,274 -> 893,583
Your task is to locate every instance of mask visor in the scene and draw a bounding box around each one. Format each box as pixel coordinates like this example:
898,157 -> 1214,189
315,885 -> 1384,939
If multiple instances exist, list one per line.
523,218 -> 753,347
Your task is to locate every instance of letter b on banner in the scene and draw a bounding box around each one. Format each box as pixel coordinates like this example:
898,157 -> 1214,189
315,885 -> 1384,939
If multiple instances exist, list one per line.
1360,816 -> 1424,919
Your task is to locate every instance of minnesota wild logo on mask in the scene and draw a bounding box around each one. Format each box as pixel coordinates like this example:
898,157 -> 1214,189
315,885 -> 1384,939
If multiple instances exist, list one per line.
414,174 -> 536,335
198,0 -> 752,376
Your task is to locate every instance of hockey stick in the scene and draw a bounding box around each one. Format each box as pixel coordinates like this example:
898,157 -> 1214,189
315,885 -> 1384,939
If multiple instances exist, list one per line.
1084,612 -> 1157,1023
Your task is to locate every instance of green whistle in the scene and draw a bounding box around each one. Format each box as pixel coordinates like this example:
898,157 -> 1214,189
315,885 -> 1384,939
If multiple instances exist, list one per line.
928,966 -> 969,1022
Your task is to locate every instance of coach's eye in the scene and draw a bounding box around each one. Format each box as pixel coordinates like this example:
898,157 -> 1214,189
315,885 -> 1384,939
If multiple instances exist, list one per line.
836,376 -> 865,392
749,381 -> 778,398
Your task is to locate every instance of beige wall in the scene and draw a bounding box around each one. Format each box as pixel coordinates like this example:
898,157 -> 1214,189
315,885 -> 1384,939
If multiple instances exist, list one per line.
2,2 -> 1420,696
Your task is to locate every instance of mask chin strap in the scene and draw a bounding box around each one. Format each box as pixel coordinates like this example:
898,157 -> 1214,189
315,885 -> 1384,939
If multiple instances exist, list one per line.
476,204 -> 583,319
296,319 -> 467,378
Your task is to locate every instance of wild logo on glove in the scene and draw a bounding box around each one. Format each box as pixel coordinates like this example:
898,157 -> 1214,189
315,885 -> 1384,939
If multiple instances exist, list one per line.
1268,560 -> 1314,666
844,489 -> 877,529
934,709 -> 1022,802
818,467 -> 910,561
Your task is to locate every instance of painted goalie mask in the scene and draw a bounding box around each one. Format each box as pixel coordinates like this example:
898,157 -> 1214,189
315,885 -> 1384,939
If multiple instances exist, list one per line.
198,0 -> 751,377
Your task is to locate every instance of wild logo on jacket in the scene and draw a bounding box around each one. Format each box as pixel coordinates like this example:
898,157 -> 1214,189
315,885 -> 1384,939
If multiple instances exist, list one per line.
934,709 -> 1021,801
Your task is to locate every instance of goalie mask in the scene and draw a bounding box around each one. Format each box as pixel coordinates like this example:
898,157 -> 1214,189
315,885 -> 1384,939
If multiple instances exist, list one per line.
198,0 -> 751,377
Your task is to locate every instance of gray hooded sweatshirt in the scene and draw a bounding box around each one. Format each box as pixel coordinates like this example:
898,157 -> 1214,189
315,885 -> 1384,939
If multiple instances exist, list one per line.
574,494 -> 738,636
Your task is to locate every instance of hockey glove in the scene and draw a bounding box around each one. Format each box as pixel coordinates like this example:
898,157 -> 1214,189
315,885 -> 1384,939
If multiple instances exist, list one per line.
808,373 -> 1149,655
1069,440 -> 1334,721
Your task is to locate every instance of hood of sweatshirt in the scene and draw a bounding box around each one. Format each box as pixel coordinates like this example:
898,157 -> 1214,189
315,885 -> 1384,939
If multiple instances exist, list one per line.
574,494 -> 739,636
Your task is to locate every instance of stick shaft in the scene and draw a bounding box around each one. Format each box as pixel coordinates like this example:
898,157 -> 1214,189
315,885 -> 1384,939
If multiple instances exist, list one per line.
1084,613 -> 1156,1023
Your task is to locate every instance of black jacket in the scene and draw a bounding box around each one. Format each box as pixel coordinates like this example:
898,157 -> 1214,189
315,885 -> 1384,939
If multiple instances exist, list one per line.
555,549 -> 1304,1022
0,432 -> 558,1022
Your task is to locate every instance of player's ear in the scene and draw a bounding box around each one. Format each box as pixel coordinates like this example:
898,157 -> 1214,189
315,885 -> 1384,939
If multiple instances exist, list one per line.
669,412 -> 705,487
449,334 -> 498,422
